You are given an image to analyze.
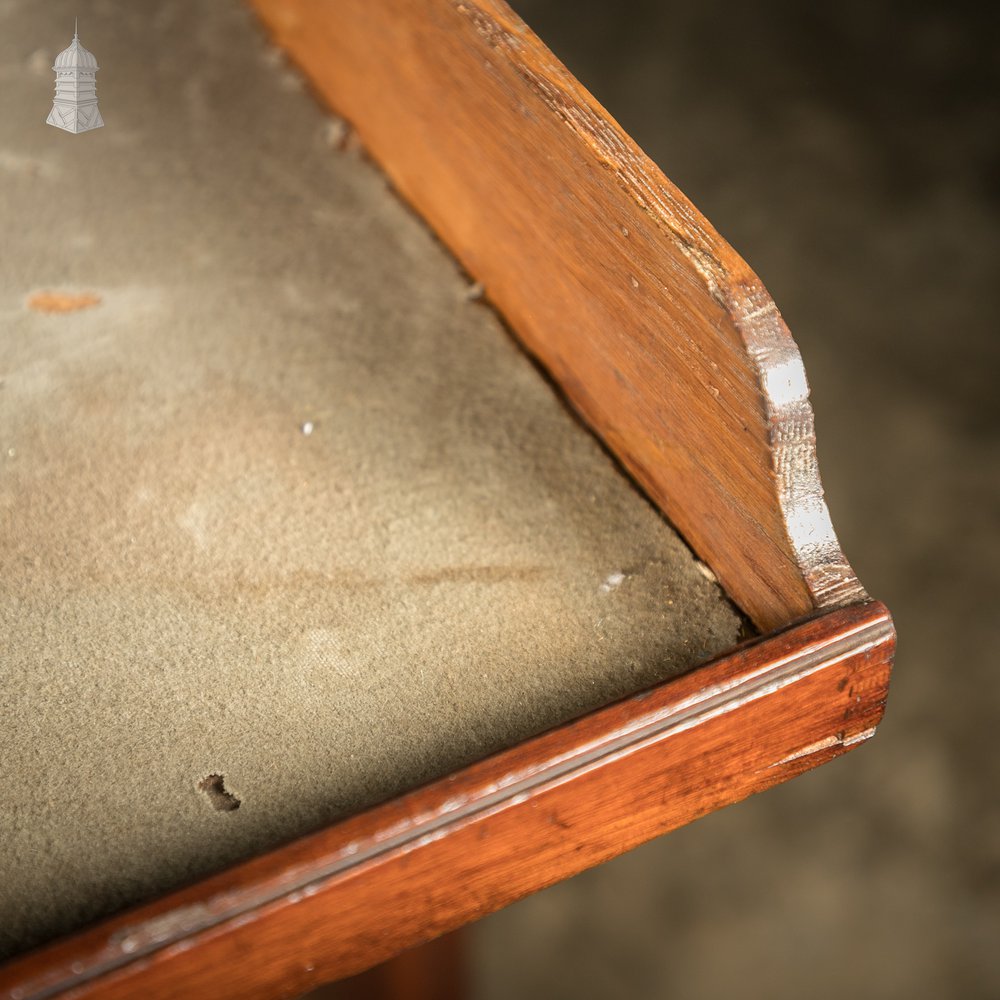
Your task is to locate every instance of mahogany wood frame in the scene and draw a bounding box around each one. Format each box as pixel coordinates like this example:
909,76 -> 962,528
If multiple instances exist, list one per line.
1,2 -> 895,996
247,0 -> 867,633
1,602 -> 892,1000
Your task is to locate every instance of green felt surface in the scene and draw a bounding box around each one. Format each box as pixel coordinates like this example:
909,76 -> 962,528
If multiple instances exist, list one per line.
0,0 -> 742,960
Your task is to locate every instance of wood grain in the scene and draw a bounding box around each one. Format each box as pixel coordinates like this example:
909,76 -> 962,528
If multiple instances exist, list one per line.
246,0 -> 867,631
0,601 -> 893,1000
0,7 -> 894,996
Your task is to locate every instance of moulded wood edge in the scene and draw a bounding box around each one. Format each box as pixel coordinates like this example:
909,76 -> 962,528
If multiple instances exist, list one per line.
1,601 -> 894,1000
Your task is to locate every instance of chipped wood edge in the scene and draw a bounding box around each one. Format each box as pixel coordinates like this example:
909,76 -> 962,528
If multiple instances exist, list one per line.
247,0 -> 869,630
454,0 -> 866,615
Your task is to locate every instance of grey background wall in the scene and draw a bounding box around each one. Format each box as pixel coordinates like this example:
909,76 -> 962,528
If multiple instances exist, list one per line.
470,2 -> 1000,998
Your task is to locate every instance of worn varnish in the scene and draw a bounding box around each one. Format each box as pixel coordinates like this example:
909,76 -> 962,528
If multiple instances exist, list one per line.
0,602 -> 893,1000
0,3 -> 896,995
247,0 -> 866,632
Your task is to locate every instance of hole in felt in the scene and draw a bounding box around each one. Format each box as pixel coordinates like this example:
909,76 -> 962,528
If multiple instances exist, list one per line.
197,774 -> 241,812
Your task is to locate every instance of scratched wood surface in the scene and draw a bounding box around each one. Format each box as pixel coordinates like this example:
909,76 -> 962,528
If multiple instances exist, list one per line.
246,0 -> 868,632
0,5 -> 897,996
0,601 -> 893,1000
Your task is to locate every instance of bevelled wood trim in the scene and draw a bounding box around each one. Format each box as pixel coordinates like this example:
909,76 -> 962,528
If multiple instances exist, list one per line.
0,601 -> 893,1000
245,0 -> 867,631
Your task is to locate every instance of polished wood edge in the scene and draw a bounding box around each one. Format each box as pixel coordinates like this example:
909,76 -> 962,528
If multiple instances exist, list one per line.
2,602 -> 894,1000
244,0 -> 868,631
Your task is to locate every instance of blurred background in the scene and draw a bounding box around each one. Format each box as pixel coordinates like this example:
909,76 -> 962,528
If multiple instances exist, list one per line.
466,1 -> 1000,997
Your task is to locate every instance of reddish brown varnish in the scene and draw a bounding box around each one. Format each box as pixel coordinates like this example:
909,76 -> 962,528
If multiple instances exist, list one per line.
0,602 -> 893,1000
247,0 -> 867,633
0,4 -> 895,996
318,930 -> 466,1000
